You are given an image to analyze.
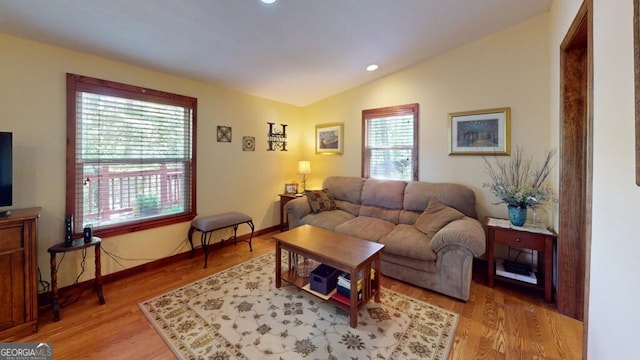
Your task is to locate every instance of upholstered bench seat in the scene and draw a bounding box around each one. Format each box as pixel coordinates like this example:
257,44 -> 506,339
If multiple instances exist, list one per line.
188,211 -> 254,268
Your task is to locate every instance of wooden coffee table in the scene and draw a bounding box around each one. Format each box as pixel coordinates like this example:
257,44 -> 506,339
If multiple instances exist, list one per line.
274,224 -> 384,328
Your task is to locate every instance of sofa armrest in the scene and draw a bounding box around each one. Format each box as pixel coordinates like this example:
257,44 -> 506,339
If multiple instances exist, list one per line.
284,197 -> 311,229
430,217 -> 486,257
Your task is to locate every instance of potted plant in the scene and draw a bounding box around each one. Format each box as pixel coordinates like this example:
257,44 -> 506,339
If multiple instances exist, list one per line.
483,147 -> 556,226
136,193 -> 159,217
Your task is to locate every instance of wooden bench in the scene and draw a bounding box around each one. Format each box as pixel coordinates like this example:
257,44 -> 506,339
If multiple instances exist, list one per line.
187,212 -> 254,268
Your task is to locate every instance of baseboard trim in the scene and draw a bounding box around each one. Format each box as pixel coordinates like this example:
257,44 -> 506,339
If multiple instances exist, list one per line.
38,225 -> 279,308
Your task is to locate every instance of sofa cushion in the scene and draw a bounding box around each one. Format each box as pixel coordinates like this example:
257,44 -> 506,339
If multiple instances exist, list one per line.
300,209 -> 356,231
360,179 -> 406,209
379,224 -> 437,261
413,198 -> 464,237
323,176 -> 365,204
305,189 -> 337,213
334,217 -> 395,243
403,181 -> 477,218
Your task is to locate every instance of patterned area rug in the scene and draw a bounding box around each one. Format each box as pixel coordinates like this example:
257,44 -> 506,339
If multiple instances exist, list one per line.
139,252 -> 458,360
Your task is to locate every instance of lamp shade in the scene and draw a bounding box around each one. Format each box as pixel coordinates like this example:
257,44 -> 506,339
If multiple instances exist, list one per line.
297,160 -> 311,175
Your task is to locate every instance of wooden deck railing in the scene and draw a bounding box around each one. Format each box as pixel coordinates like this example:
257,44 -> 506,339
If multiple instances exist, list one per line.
83,165 -> 183,222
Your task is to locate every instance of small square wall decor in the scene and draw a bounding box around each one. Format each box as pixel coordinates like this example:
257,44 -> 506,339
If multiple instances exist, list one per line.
217,126 -> 232,142
242,136 -> 255,151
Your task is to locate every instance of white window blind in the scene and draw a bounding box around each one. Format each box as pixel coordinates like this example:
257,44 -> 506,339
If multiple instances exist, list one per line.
67,74 -> 196,237
362,104 -> 418,181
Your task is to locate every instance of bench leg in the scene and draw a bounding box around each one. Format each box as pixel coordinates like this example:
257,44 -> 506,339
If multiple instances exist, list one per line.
188,226 -> 196,259
202,231 -> 213,269
247,220 -> 254,251
232,224 -> 239,245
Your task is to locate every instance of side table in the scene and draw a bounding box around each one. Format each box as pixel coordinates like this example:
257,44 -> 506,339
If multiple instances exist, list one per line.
486,218 -> 557,302
47,237 -> 105,321
279,193 -> 301,231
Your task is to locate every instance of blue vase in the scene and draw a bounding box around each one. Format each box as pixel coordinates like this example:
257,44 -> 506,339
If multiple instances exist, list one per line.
508,205 -> 527,226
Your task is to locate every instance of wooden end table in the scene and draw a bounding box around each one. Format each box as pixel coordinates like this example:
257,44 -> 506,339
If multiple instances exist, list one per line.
274,225 -> 384,328
47,237 -> 105,321
279,193 -> 301,231
486,218 -> 557,302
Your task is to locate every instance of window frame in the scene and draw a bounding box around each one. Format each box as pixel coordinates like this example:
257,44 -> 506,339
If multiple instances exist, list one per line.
66,73 -> 197,238
361,103 -> 419,181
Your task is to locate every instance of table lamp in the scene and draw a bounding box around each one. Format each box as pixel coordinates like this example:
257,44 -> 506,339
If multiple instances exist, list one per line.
297,160 -> 311,193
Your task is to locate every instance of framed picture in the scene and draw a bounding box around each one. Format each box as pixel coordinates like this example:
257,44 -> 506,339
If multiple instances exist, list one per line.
448,107 -> 511,155
217,126 -> 232,142
316,123 -> 343,155
284,183 -> 298,194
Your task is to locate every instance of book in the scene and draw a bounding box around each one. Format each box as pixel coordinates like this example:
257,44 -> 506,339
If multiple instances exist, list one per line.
331,292 -> 362,306
337,284 -> 362,300
495,258 -> 537,284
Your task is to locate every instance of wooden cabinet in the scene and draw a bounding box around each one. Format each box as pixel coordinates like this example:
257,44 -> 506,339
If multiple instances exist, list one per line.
0,207 -> 40,341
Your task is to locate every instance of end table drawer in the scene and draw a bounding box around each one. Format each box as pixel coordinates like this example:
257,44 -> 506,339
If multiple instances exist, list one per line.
493,228 -> 545,250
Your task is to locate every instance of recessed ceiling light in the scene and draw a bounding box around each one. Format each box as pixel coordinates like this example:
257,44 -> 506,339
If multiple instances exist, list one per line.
261,0 -> 278,4
366,64 -> 379,72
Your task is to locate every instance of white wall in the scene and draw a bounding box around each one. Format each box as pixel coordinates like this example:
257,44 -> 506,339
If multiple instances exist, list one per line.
590,0 -> 640,357
0,34 -> 304,287
303,14 -> 552,223
550,0 -> 640,358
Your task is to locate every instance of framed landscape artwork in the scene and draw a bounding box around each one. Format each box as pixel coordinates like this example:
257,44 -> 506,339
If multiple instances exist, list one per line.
316,123 -> 343,155
448,107 -> 511,155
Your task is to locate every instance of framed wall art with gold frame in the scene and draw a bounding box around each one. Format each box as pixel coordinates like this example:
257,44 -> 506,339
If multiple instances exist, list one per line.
315,123 -> 343,155
448,107 -> 511,156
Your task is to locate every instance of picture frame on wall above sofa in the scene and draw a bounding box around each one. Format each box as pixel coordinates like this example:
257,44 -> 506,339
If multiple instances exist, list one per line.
448,107 -> 511,156
316,123 -> 343,155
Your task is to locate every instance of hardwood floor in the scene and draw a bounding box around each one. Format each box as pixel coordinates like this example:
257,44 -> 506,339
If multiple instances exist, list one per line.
14,231 -> 583,359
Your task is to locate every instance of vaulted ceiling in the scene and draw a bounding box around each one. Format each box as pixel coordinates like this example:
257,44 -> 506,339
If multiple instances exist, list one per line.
0,0 -> 552,106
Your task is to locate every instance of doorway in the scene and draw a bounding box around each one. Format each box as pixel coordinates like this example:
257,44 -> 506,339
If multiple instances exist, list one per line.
558,0 -> 592,324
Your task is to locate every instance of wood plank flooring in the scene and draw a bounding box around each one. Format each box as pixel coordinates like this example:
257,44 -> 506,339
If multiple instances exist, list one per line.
14,231 -> 583,359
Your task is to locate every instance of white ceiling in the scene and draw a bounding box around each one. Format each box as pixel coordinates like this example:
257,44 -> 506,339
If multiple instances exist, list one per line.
0,0 -> 552,106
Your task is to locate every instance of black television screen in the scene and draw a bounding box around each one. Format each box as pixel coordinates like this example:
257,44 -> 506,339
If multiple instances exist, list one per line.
0,132 -> 12,209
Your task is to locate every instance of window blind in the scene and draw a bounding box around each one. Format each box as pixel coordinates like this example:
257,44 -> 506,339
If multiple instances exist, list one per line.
67,74 -> 196,237
362,104 -> 418,181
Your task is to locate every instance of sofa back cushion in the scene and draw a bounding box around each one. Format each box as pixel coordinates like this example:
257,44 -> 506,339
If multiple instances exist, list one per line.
359,179 -> 406,223
323,176 -> 365,204
403,181 -> 477,218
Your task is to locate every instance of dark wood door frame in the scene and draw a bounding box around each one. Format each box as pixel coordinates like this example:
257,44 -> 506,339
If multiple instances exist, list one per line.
558,0 -> 592,330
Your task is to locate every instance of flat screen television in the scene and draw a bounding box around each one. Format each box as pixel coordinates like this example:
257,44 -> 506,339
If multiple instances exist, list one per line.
0,132 -> 12,216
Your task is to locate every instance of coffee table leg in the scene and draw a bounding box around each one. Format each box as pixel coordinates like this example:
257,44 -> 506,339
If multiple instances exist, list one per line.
349,268 -> 358,328
374,254 -> 381,303
275,241 -> 282,288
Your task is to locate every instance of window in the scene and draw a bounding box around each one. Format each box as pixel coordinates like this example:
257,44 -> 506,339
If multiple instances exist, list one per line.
362,103 -> 419,181
66,74 -> 197,238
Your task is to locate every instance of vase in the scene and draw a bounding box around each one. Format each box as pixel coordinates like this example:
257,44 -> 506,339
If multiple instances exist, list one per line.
508,205 -> 527,226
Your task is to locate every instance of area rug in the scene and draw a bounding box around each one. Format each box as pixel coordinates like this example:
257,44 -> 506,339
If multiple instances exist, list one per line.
139,252 -> 458,360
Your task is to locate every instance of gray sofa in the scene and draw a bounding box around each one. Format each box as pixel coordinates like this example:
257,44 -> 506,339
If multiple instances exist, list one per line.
284,176 -> 486,301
